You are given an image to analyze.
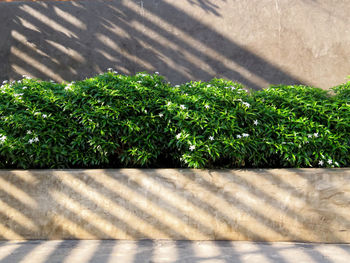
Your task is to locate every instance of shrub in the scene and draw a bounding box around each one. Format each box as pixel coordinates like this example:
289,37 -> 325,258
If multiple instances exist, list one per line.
0,72 -> 349,169
333,79 -> 350,101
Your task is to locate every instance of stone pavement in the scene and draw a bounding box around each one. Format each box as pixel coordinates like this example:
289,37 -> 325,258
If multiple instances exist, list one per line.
0,240 -> 349,263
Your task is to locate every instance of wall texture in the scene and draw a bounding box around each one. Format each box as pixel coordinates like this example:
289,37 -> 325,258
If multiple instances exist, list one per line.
0,169 -> 350,242
0,0 -> 349,89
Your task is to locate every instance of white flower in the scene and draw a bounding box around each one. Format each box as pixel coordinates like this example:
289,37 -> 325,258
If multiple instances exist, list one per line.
314,133 -> 319,138
64,86 -> 71,91
175,85 -> 180,88
28,139 -> 34,144
107,68 -> 113,72
2,80 -> 8,84
42,114 -> 47,118
242,102 -> 250,108
308,134 -> 312,138
204,105 -> 210,109
27,130 -> 32,135
22,86 -> 28,89
180,105 -> 186,110
144,109 -> 147,113
237,135 -> 242,139
159,113 -> 164,117
113,71 -> 118,74
209,136 -> 214,141
242,133 -> 249,137
0,135 -> 6,143
327,159 -> 332,165
318,160 -> 324,166
207,85 -> 211,87
167,101 -> 171,106
189,145 -> 195,151
155,72 -> 159,75
176,133 -> 181,139
34,137 -> 39,142
253,120 -> 258,126
224,87 -> 229,89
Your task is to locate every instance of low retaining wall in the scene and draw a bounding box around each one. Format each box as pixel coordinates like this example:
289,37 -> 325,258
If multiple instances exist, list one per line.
0,169 -> 349,242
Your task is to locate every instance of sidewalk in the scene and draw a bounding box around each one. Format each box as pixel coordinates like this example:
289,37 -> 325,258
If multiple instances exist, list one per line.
0,240 -> 349,263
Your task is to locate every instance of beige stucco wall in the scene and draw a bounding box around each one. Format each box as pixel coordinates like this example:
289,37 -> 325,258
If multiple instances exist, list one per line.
0,0 -> 349,89
0,169 -> 350,242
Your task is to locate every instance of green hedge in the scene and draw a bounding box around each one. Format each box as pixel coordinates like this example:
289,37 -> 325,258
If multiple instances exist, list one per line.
0,71 -> 349,169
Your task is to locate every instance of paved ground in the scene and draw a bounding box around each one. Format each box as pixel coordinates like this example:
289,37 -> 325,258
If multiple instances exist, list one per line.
0,240 -> 349,263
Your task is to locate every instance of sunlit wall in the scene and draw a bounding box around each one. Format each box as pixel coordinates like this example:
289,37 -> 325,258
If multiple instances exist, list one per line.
0,0 -> 349,89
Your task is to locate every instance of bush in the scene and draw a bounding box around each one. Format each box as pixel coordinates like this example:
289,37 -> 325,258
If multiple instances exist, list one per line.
0,72 -> 349,169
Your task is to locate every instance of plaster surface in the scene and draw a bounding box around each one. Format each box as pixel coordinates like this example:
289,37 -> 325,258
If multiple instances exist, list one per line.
0,169 -> 350,242
0,0 -> 349,89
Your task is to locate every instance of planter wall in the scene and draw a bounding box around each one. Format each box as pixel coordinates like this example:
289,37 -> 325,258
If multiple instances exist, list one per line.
0,169 -> 350,242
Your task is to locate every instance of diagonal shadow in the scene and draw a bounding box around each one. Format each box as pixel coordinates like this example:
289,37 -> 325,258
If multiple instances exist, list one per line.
0,241 -> 43,263
262,169 -> 350,260
193,169 -> 341,262
0,169 -> 349,263
1,0 -> 307,89
114,169 -> 268,241
49,175 -> 187,239
263,169 -> 350,242
9,1 -> 261,89
128,0 -> 305,86
151,169 -> 305,241
89,169 -> 292,263
148,169 -> 322,263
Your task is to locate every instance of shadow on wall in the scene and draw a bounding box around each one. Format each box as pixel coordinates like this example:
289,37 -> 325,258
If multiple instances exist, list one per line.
0,169 -> 350,262
0,0 -> 306,89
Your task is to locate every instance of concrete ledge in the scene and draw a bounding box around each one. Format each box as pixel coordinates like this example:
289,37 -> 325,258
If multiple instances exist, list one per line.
0,169 -> 350,242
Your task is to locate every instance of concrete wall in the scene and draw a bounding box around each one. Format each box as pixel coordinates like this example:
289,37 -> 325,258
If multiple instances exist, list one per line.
0,169 -> 350,242
0,0 -> 349,89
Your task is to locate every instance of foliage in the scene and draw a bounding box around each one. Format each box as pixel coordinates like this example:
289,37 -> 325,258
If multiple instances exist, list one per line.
0,72 -> 349,169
